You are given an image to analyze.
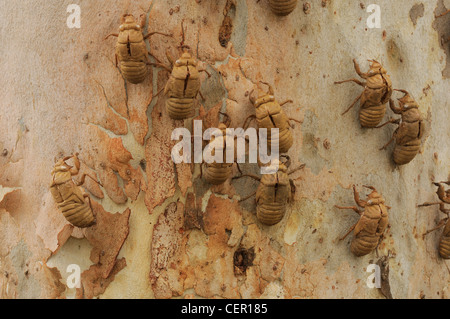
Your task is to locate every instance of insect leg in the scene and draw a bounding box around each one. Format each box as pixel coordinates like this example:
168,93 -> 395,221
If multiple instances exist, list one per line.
63,154 -> 75,161
147,51 -> 165,65
334,78 -> 366,86
166,49 -> 175,68
199,69 -> 211,78
152,86 -> 165,98
139,14 -> 147,29
339,223 -> 357,241
379,135 -> 396,151
352,59 -> 369,79
144,31 -> 173,40
288,164 -> 306,176
388,98 -> 403,114
197,90 -> 206,101
334,205 -> 363,215
341,93 -> 363,115
259,81 -> 274,95
418,202 -> 444,207
76,174 -> 103,188
280,100 -> 293,107
239,191 -> 257,203
242,115 -> 256,130
288,118 -> 302,126
353,185 -> 367,208
436,9 -> 450,18
104,33 -> 119,40
148,61 -> 172,73
423,218 -> 448,238
375,117 -> 400,128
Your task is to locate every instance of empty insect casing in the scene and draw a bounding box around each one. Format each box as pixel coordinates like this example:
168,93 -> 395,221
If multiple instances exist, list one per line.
379,90 -> 424,165
335,59 -> 393,128
336,186 -> 389,257
50,154 -> 96,228
164,52 -> 202,120
256,164 -> 291,225
351,196 -> 388,256
105,14 -> 150,84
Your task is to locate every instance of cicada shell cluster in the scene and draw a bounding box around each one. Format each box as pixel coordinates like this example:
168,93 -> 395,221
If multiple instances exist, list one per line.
248,82 -> 294,154
335,59 -> 393,128
377,90 -> 424,165
50,154 -> 97,228
419,182 -> 450,259
106,14 -> 150,84
268,0 -> 298,16
202,123 -> 235,185
336,185 -> 389,257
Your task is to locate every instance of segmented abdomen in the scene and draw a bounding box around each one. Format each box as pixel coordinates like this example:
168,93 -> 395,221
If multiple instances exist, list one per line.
268,128 -> 293,154
268,0 -> 298,15
203,165 -> 233,185
359,104 -> 386,128
50,182 -> 95,228
393,139 -> 421,165
58,197 -> 94,228
439,222 -> 450,259
439,236 -> 450,259
166,98 -> 195,120
120,61 -> 147,84
351,234 -> 380,257
257,202 -> 286,225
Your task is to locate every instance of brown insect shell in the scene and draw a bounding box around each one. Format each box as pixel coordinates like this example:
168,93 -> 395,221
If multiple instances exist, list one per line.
255,163 -> 291,225
251,93 -> 293,154
396,96 -> 422,143
392,94 -> 424,165
50,161 -> 95,228
268,0 -> 298,16
164,52 -> 201,120
358,62 -> 392,128
350,191 -> 389,257
203,123 -> 234,185
116,15 -> 149,84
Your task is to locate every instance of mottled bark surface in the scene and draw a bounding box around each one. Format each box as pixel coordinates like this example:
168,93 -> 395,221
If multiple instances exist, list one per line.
0,0 -> 449,299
